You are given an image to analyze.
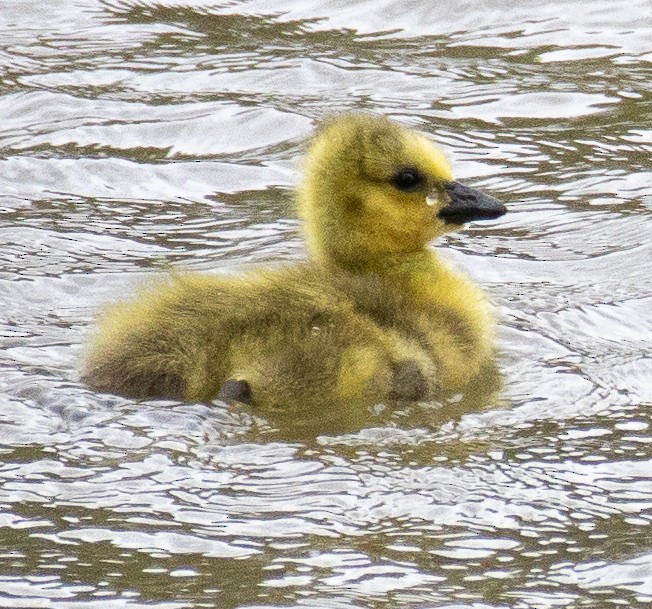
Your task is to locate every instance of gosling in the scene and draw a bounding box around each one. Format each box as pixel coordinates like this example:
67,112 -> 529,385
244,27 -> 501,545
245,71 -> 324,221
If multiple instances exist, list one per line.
83,113 -> 507,419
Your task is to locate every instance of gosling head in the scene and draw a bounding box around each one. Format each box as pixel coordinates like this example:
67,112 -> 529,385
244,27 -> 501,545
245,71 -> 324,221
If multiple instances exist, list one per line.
297,113 -> 506,270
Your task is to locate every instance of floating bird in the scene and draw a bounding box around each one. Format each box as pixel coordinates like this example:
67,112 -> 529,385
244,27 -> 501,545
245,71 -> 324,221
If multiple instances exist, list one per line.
83,113 -> 506,427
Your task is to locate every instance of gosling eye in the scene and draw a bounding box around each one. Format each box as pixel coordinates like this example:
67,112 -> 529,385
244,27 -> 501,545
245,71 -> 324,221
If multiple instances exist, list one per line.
391,168 -> 424,193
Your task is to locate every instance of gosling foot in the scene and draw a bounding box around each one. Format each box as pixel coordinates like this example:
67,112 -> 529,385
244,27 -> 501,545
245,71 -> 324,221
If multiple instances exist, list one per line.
391,360 -> 427,401
216,379 -> 253,405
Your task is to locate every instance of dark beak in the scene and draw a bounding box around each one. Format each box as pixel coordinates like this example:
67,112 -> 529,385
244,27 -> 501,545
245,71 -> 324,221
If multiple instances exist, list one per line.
438,181 -> 507,224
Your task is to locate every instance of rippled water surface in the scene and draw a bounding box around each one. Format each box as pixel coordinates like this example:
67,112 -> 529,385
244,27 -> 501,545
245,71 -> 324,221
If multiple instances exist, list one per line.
1,1 -> 651,607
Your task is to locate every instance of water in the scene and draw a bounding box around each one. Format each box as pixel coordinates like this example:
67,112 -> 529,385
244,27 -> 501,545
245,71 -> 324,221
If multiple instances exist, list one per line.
1,0 -> 651,607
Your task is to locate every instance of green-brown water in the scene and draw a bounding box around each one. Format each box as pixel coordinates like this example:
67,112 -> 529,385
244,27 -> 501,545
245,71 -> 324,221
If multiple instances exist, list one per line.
1,1 -> 651,607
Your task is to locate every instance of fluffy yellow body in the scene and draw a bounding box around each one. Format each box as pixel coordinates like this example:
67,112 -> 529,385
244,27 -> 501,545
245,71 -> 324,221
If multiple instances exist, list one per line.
84,113 -> 506,422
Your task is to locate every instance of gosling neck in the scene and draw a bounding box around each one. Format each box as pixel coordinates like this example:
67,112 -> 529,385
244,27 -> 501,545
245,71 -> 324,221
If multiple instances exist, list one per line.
310,243 -> 440,282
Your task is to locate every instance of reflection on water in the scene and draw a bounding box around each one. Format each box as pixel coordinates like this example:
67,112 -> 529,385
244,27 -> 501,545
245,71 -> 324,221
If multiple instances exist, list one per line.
1,0 -> 651,607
